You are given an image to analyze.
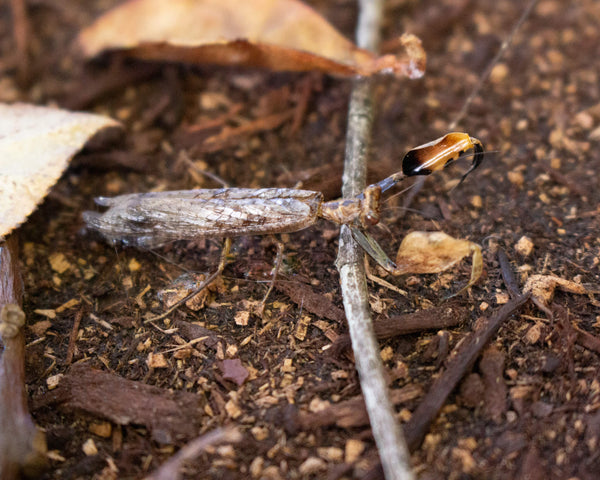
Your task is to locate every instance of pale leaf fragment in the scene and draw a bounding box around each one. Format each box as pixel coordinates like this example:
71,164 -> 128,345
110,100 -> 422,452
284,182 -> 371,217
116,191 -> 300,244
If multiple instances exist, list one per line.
393,231 -> 482,294
77,0 -> 425,79
0,103 -> 120,237
523,274 -> 590,312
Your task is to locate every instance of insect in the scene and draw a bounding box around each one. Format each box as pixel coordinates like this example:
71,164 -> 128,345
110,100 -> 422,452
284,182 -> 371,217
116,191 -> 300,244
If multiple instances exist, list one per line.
84,132 -> 484,315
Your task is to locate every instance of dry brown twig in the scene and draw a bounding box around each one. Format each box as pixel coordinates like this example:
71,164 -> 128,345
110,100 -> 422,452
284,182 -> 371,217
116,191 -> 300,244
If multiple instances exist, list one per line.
403,293 -> 530,451
0,237 -> 47,479
10,0 -> 31,84
144,427 -> 242,480
398,250 -> 529,451
335,1 -> 414,479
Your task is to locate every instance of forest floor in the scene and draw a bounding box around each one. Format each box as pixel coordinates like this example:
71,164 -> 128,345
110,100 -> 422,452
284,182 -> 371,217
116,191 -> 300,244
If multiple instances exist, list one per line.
1,0 -> 599,478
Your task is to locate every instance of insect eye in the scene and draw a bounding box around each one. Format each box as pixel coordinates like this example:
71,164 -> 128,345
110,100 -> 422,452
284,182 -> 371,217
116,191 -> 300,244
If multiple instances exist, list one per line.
365,213 -> 379,225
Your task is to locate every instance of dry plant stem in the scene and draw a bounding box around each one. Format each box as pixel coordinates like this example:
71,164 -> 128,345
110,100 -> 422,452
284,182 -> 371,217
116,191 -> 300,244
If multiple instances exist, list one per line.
403,293 -> 530,451
64,61 -> 161,110
10,0 -> 30,84
145,427 -> 242,480
497,248 -> 521,298
65,307 -> 83,364
335,1 -> 413,479
331,304 -> 467,353
447,0 -> 539,130
0,237 -> 47,479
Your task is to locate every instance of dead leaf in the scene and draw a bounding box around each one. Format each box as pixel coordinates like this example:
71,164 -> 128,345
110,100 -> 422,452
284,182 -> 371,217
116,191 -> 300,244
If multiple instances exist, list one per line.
523,274 -> 589,310
77,0 -> 425,79
219,359 -> 249,386
0,103 -> 120,238
157,272 -> 224,311
393,231 -> 482,293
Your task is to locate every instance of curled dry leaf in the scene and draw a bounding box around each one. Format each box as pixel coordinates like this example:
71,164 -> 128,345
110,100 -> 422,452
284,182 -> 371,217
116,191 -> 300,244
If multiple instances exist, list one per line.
523,274 -> 590,310
0,103 -> 120,238
77,0 -> 425,79
393,231 -> 482,293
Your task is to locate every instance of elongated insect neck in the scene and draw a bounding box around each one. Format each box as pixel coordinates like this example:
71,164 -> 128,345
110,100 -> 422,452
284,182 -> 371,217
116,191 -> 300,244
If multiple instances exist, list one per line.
376,172 -> 406,194
356,172 -> 405,200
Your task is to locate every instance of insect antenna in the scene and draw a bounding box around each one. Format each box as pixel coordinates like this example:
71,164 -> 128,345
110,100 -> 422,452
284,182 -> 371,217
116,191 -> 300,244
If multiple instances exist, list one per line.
446,150 -> 499,188
383,182 -> 420,204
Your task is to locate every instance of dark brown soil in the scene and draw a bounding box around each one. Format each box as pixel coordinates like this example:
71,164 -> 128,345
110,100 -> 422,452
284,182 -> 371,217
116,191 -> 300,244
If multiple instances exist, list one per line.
2,0 -> 599,478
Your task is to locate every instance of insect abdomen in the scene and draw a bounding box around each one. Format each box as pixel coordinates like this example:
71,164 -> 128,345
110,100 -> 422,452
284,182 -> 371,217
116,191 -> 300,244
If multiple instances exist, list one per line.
402,132 -> 484,177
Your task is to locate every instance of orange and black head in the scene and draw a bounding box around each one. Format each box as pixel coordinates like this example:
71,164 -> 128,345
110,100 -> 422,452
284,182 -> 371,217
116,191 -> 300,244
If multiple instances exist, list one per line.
402,132 -> 484,182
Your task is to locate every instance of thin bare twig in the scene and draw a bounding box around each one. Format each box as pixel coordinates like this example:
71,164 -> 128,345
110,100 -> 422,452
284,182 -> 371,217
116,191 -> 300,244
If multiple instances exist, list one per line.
0,237 -> 47,479
10,0 -> 30,85
145,427 -> 242,480
65,307 -> 83,364
403,293 -> 530,451
498,248 -> 521,298
330,304 -> 468,353
448,0 -> 540,130
335,1 -> 414,479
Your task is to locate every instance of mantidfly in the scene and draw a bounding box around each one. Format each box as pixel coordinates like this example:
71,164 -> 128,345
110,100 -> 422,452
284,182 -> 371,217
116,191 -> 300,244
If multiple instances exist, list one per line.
84,132 -> 484,320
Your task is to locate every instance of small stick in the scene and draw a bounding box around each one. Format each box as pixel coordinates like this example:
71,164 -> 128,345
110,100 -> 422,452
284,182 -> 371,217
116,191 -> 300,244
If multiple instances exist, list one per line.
448,0 -> 540,130
330,304 -> 468,353
497,248 -> 521,298
0,237 -> 47,478
64,61 -> 161,110
10,0 -> 30,85
403,293 -> 529,451
336,1 -> 414,479
573,325 -> 600,355
256,238 -> 285,316
144,427 -> 242,480
65,307 -> 84,364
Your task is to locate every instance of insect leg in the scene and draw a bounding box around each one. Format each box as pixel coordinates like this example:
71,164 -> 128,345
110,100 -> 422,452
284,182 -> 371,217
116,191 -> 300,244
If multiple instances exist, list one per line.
257,236 -> 285,316
350,227 -> 397,273
145,238 -> 232,323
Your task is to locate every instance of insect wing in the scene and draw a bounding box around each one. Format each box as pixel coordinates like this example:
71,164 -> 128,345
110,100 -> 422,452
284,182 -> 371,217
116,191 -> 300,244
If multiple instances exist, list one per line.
84,188 -> 323,248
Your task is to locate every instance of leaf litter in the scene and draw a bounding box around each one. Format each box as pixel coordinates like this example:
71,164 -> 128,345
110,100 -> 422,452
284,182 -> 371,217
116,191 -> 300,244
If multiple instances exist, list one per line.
4,0 -> 600,478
